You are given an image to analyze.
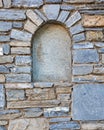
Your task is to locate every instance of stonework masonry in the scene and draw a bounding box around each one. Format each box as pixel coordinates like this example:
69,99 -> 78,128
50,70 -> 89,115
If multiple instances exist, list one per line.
0,0 -> 104,130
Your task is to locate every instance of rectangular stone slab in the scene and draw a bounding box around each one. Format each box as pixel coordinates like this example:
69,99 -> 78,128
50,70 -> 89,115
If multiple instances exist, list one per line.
72,84 -> 104,120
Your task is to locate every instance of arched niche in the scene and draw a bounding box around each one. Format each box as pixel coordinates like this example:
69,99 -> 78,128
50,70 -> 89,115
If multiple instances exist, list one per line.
32,23 -> 71,82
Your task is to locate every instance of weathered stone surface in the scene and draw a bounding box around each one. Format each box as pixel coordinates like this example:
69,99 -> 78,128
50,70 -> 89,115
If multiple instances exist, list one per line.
73,49 -> 99,63
0,121 -> 8,126
56,87 -> 72,94
86,31 -> 103,41
7,100 -> 60,108
73,42 -> 93,49
12,0 -> 43,8
0,22 -> 12,31
0,84 -> 5,108
43,4 -> 60,20
0,35 -> 10,42
3,44 -> 10,55
57,94 -> 71,101
73,84 -> 104,120
57,10 -> 70,22
0,47 -> 3,55
10,40 -> 31,47
0,9 -> 26,20
34,82 -> 54,88
61,4 -> 75,10
23,108 -> 43,117
15,56 -> 31,65
0,75 -> 5,83
0,65 -> 9,73
63,0 -> 95,3
102,54 -> 104,63
45,0 -> 62,3
83,15 -> 104,27
70,24 -> 84,35
98,48 -> 104,53
11,47 -> 30,54
3,0 -> 11,8
93,64 -> 104,74
73,65 -> 93,75
0,1 -> 3,7
26,88 -> 56,100
49,117 -> 71,123
65,11 -> 81,27
6,89 -> 25,101
11,29 -> 32,42
0,126 -> 6,130
0,56 -> 13,64
6,74 -> 31,82
10,66 -> 31,73
44,107 -> 69,117
8,118 -> 49,130
26,10 -> 43,26
94,42 -> 104,48
73,33 -> 85,42
50,121 -> 80,129
13,22 -> 23,28
24,20 -> 38,34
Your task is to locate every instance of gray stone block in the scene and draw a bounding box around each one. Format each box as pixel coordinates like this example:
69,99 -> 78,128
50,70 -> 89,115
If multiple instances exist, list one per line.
0,126 -> 6,130
45,0 -> 62,3
70,24 -> 84,35
73,84 -> 104,120
3,44 -> 10,55
3,0 -> 11,8
15,56 -> 31,65
0,36 -> 10,42
0,9 -> 26,20
34,82 -> 54,88
0,22 -> 12,31
0,65 -> 9,73
49,117 -> 71,123
10,66 -> 31,73
0,84 -> 5,109
0,56 -> 14,64
13,22 -> 23,28
61,4 -> 75,10
95,42 -> 104,48
73,42 -> 93,49
12,0 -> 43,8
73,49 -> 99,63
73,33 -> 85,43
0,110 -> 20,115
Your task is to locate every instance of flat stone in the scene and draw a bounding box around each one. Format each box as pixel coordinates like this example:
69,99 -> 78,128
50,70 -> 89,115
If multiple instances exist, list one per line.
93,64 -> 104,74
65,11 -> 81,27
12,0 -> 43,8
0,56 -> 14,64
83,15 -> 104,27
73,65 -> 93,75
10,66 -> 31,73
98,48 -> 104,53
6,74 -> 31,83
0,126 -> 6,130
0,9 -> 26,20
73,49 -> 99,63
13,22 -> 23,29
11,47 -> 30,54
56,87 -> 72,94
0,35 -> 10,42
34,82 -> 54,88
24,20 -> 38,34
43,4 -> 60,20
95,42 -> 104,48
61,4 -> 75,10
57,94 -> 71,101
15,56 -> 31,65
0,65 -> 9,73
57,10 -> 70,23
63,0 -> 95,3
70,24 -> 84,35
0,84 -> 5,108
44,107 -> 69,117
73,42 -> 93,49
6,89 -> 25,101
3,44 -> 10,55
45,0 -> 62,3
3,0 -> 11,8
0,110 -> 20,115
49,117 -> 71,123
0,75 -> 5,83
26,10 -> 43,26
73,84 -> 104,120
73,33 -> 85,42
8,118 -> 49,130
0,22 -> 12,31
10,40 -> 31,47
102,54 -> 104,63
0,121 -> 8,126
11,29 -> 32,42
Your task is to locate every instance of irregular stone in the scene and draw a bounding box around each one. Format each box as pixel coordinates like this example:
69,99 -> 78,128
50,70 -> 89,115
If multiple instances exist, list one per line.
8,118 -> 49,130
83,15 -> 104,27
80,10 -> 104,15
86,31 -> 103,41
11,29 -> 32,42
0,84 -> 5,108
57,10 -> 70,22
93,64 -> 104,74
13,22 -> 23,28
45,0 -> 62,3
65,11 -> 81,27
61,4 -> 75,10
98,48 -> 104,53
24,20 -> 38,34
64,0 -> 95,3
73,65 -> 93,75
44,107 -> 69,117
26,10 -> 43,26
73,49 -> 99,63
73,42 -> 93,49
0,47 -> 3,55
50,121 -> 80,129
5,83 -> 33,89
3,44 -> 10,55
57,94 -> 71,101
3,0 -> 11,8
73,84 -> 104,120
7,100 -> 60,108
0,35 -> 10,42
70,24 -> 84,35
11,47 -> 30,54
34,82 -> 54,88
10,40 -> 31,47
0,56 -> 14,64
73,33 -> 85,42
56,87 -> 72,94
6,89 -> 25,101
0,65 -> 9,73
43,4 -> 60,20
0,22 -> 12,31
10,66 -> 31,73
102,54 -> 104,63
26,88 -> 56,100
49,117 -> 71,123
6,74 -> 31,82
15,56 -> 31,65
0,121 -> 8,126
23,108 -> 43,117
95,42 -> 104,47
12,0 -> 43,8
0,1 -> 3,7
0,75 -> 5,83
0,9 -> 26,20
0,126 -> 6,130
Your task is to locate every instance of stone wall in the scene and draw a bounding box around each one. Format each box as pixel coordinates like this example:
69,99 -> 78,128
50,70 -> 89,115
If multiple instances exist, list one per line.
0,0 -> 104,130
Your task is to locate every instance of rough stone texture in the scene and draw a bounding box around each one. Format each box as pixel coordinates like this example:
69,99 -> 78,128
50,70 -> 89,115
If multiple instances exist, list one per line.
0,65 -> 9,73
11,29 -> 32,42
13,22 -> 23,29
73,84 -> 104,120
43,4 -> 60,20
11,47 -> 30,54
0,9 -> 26,20
15,56 -> 31,65
0,75 -> 5,83
0,36 -> 10,42
57,94 -> 71,101
3,44 -> 10,55
70,24 -> 84,35
8,118 -> 49,130
10,66 -> 31,73
49,117 -> 71,123
73,42 -> 93,49
34,82 -> 54,88
0,126 -> 6,130
73,49 -> 99,63
10,40 -> 31,47
73,33 -> 85,42
0,121 -> 8,126
0,56 -> 13,64
0,84 -> 5,108
45,0 -> 62,3
0,22 -> 12,31
83,15 -> 104,27
61,4 -> 75,10
93,65 -> 104,74
3,0 -> 11,8
63,0 -> 95,3
56,87 -> 72,94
